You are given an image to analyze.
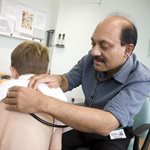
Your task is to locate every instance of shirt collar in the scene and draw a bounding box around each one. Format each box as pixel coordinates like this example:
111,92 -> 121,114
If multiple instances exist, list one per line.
113,53 -> 135,84
18,74 -> 34,80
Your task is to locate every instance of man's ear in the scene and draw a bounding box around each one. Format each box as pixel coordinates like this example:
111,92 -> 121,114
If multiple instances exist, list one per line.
124,44 -> 134,57
10,66 -> 19,79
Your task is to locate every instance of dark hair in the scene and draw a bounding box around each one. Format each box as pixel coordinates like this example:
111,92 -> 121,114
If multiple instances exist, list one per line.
120,23 -> 138,47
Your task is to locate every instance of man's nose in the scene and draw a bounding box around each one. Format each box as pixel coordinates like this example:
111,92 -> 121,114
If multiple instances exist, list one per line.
91,45 -> 102,56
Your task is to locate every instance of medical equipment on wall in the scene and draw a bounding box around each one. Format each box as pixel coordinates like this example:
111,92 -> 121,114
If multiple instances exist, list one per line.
46,29 -> 55,47
56,33 -> 65,48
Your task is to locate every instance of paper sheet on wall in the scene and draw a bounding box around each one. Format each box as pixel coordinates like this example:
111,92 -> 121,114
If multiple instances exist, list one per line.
0,0 -> 18,34
32,10 -> 46,39
0,16 -> 12,33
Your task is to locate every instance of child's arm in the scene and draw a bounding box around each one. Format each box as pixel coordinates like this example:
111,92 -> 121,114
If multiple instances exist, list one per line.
49,120 -> 64,150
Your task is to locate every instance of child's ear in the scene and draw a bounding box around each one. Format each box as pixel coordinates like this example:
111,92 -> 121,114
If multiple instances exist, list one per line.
10,66 -> 19,79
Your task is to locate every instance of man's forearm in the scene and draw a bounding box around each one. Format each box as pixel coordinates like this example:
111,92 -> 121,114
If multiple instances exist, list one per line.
42,96 -> 120,136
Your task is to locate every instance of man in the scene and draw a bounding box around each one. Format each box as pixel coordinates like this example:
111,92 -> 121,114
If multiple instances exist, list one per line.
4,15 -> 150,150
0,40 -> 67,150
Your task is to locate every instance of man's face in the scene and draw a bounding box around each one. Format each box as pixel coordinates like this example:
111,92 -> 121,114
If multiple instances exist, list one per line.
91,19 -> 128,75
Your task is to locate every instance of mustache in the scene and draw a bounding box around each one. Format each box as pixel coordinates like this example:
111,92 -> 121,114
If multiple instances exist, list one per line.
92,56 -> 106,63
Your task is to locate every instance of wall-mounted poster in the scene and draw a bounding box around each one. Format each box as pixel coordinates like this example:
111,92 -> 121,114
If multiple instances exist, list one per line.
15,6 -> 34,35
0,0 -> 46,40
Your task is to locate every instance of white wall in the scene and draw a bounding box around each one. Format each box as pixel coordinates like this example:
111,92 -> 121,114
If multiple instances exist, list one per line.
51,0 -> 150,102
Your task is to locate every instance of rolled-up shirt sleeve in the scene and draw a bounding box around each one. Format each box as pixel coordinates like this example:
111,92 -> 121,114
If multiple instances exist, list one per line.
104,81 -> 150,127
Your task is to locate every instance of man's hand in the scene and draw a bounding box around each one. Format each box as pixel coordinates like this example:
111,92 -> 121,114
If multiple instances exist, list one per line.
28,74 -> 62,89
3,86 -> 47,113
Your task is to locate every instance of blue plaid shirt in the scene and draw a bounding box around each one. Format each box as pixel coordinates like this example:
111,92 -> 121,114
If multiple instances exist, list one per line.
65,52 -> 150,127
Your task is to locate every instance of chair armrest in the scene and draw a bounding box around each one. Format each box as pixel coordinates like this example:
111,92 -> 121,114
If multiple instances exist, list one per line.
131,124 -> 150,150
131,123 -> 150,137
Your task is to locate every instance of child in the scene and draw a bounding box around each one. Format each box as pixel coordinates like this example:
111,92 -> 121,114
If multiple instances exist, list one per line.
0,40 -> 67,150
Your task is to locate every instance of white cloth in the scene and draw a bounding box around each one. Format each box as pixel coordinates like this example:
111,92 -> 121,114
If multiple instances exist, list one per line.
0,74 -> 67,102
